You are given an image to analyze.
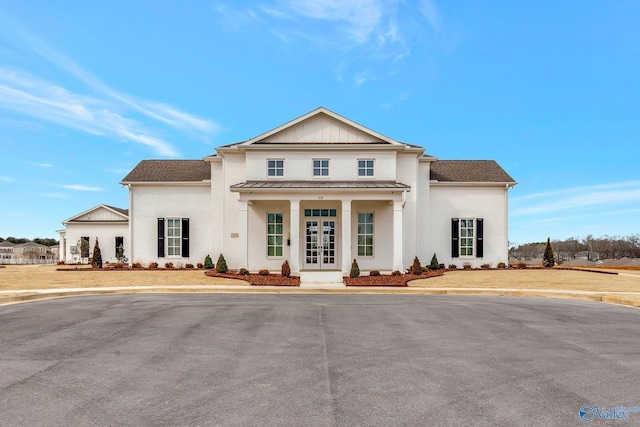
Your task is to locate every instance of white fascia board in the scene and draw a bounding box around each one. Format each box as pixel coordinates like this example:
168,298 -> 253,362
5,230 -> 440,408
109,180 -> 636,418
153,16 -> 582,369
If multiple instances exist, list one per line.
120,181 -> 211,187
230,187 -> 411,194
62,204 -> 128,224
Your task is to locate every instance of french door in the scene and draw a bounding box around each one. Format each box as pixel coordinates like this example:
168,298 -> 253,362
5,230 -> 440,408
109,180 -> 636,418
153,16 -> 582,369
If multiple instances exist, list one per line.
304,218 -> 337,270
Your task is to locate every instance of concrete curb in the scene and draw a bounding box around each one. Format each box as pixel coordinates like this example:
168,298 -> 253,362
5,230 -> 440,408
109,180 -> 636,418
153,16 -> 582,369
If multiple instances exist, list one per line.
1,286 -> 640,309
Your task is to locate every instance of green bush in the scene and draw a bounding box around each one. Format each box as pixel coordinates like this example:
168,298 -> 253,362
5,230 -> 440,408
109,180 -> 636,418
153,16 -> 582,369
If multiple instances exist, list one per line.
238,268 -> 249,275
543,237 -> 555,268
215,254 -> 228,273
448,264 -> 457,269
186,263 -> 194,269
497,262 -> 507,269
350,259 -> 360,278
258,269 -> 269,276
204,254 -> 214,270
149,262 -> 158,269
369,269 -> 380,276
91,238 -> 103,269
429,253 -> 440,270
411,256 -> 422,275
391,270 -> 402,276
165,262 -> 174,269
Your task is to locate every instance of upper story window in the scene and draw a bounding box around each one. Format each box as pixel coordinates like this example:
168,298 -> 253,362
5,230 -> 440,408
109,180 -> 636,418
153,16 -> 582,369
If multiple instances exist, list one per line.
358,159 -> 374,177
267,159 -> 284,177
313,159 -> 329,177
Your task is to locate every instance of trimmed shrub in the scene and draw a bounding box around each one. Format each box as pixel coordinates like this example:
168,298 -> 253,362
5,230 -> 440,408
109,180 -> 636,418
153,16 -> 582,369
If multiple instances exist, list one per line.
197,263 -> 204,269
216,254 -> 228,273
281,260 -> 291,278
497,262 -> 507,269
429,253 -> 440,270
149,262 -> 158,269
165,262 -> 174,269
204,255 -> 214,270
91,237 -> 103,269
132,262 -> 142,268
369,269 -> 380,276
258,269 -> 269,276
411,256 -> 422,275
238,268 -> 250,275
391,270 -> 402,276
186,263 -> 194,269
448,264 -> 457,269
481,263 -> 491,269
463,262 -> 472,269
422,266 -> 429,273
350,259 -> 360,278
543,237 -> 555,268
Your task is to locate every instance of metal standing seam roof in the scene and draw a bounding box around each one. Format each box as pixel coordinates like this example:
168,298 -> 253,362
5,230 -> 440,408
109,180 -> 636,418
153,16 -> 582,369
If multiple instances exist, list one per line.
230,181 -> 411,190
430,160 -> 516,183
121,160 -> 211,182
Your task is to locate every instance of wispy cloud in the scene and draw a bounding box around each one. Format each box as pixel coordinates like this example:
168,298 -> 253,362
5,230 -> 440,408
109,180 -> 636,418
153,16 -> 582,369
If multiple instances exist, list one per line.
0,20 -> 219,156
511,181 -> 640,217
58,184 -> 104,192
0,176 -> 14,183
213,1 -> 442,88
29,162 -> 53,168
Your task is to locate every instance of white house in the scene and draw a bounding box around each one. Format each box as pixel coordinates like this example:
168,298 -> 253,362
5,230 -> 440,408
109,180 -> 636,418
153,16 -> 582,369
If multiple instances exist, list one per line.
60,107 -> 516,275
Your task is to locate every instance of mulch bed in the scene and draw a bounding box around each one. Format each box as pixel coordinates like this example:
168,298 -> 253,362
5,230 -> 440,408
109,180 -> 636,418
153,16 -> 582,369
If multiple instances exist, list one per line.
204,270 -> 300,286
344,269 -> 444,286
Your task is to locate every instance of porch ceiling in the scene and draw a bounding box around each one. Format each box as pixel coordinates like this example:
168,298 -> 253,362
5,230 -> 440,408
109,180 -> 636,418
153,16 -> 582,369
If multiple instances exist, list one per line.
230,180 -> 411,192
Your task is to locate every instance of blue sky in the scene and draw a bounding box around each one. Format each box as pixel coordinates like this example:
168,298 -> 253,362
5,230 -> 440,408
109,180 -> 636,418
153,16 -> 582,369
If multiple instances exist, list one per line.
0,1 -> 638,245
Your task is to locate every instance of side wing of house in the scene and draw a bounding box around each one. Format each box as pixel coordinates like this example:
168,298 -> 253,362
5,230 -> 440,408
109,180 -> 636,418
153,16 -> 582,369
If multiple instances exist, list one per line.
60,205 -> 129,264
428,160 -> 516,268
121,160 -> 212,267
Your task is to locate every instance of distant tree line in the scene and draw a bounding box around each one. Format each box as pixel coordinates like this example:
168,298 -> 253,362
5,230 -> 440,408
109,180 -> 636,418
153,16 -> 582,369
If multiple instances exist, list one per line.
0,237 -> 59,246
510,234 -> 640,262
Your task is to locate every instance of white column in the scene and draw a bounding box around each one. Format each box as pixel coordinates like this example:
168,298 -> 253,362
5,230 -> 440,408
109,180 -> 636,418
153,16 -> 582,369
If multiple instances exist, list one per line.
341,199 -> 352,275
238,200 -> 248,269
393,200 -> 404,272
290,200 -> 300,274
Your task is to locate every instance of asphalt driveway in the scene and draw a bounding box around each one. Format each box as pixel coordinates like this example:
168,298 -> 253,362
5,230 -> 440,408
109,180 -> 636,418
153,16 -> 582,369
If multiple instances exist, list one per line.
1,295 -> 639,426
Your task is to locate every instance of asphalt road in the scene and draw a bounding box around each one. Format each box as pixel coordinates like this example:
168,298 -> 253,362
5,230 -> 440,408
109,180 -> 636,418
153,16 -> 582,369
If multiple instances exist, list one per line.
1,294 -> 639,426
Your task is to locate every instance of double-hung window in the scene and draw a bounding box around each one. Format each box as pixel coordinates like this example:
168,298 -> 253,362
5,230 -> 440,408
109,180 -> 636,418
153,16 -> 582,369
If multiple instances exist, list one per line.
267,159 -> 284,177
358,159 -> 374,177
167,218 -> 182,256
313,159 -> 329,177
357,213 -> 374,256
459,219 -> 474,256
267,213 -> 283,257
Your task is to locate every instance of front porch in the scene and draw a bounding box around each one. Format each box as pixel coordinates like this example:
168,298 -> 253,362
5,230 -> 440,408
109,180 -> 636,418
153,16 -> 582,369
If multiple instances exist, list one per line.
231,183 -> 409,276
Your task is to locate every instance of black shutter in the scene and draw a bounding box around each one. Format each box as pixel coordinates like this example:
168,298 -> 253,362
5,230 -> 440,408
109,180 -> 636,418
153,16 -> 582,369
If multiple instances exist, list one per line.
476,218 -> 484,258
157,218 -> 165,257
451,218 -> 459,258
181,218 -> 190,258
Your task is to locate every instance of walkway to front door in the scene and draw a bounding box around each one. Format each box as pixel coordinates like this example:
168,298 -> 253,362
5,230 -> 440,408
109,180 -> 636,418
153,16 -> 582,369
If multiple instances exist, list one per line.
303,209 -> 337,270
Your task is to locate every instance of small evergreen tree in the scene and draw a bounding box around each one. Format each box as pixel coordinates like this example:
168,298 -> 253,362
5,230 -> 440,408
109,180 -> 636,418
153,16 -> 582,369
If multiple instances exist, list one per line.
204,254 -> 214,269
91,237 -> 103,268
216,254 -> 228,273
350,259 -> 360,278
429,253 -> 440,270
411,256 -> 422,275
281,260 -> 291,278
543,237 -> 555,268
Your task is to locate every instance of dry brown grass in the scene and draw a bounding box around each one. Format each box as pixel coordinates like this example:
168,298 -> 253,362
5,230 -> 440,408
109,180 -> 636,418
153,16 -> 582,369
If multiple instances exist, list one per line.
1,265 -> 639,296
0,265 -> 245,293
409,268 -> 640,292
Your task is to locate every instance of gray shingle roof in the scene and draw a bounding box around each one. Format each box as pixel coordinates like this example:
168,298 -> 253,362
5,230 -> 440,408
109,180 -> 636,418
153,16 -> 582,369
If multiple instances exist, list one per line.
121,160 -> 210,182
104,205 -> 129,217
231,181 -> 411,190
430,160 -> 515,183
